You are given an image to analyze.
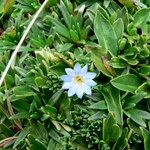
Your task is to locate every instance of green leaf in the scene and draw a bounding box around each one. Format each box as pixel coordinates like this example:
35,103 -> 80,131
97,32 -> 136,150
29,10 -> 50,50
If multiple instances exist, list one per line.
48,89 -> 63,106
94,10 -> 118,56
139,65 -> 150,76
52,120 -> 61,131
13,127 -> 28,149
35,77 -> 47,88
13,86 -> 35,98
127,118 -> 142,135
88,111 -> 106,121
56,126 -> 70,137
29,122 -> 48,142
103,0 -> 111,8
103,113 -> 121,144
58,94 -> 70,116
134,8 -> 150,34
123,93 -> 146,109
114,127 -> 128,150
144,1 -> 150,7
0,0 -> 15,19
87,3 -> 109,22
109,57 -> 127,68
57,43 -> 73,52
48,16 -> 70,38
28,135 -> 47,150
49,129 -> 62,143
111,74 -> 142,93
14,66 -> 28,77
140,128 -> 150,150
69,29 -> 79,42
47,139 -> 57,150
133,8 -> 150,27
124,109 -> 148,127
81,25 -> 91,39
91,49 -> 112,77
49,63 -> 66,76
42,105 -> 57,114
58,0 -> 71,29
134,109 -> 150,120
136,82 -> 150,98
0,123 -> 14,136
102,85 -> 123,125
120,7 -> 129,30
113,18 -> 124,40
88,100 -> 107,110
9,112 -> 30,119
60,123 -> 71,132
118,0 -> 135,8
41,105 -> 57,119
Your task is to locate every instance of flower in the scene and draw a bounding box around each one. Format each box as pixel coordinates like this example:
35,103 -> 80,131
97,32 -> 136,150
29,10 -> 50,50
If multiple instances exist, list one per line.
60,63 -> 97,99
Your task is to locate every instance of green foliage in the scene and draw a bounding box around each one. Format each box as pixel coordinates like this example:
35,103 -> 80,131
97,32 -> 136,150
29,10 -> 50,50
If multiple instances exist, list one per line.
94,10 -> 119,57
0,0 -> 150,149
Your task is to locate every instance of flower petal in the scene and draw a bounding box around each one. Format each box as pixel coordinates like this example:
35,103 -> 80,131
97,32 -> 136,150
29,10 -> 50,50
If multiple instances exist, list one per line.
85,80 -> 97,86
76,88 -> 84,99
65,68 -> 75,76
82,84 -> 92,95
60,75 -> 72,82
81,64 -> 88,74
62,82 -> 72,89
74,63 -> 81,73
68,86 -> 77,97
85,72 -> 96,79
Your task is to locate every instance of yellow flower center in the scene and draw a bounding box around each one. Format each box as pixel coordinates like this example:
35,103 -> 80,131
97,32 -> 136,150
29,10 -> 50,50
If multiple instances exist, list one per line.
74,75 -> 84,84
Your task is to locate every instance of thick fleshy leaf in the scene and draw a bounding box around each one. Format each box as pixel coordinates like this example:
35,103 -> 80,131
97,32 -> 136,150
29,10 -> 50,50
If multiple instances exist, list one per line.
133,8 -> 150,27
123,93 -> 146,109
94,10 -> 118,56
140,128 -> 150,150
103,113 -> 121,143
102,85 -> 123,125
111,74 -> 142,93
88,100 -> 107,110
58,0 -> 71,29
113,18 -> 124,40
13,127 -> 28,149
124,109 -> 148,127
91,49 -> 113,77
13,86 -> 35,98
133,8 -> 150,34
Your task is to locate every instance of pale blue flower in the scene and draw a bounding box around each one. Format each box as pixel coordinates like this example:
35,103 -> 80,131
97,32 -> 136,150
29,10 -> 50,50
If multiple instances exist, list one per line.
60,63 -> 97,99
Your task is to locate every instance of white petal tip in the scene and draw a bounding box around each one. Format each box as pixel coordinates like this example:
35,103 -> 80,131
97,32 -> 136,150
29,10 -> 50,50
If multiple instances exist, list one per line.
74,63 -> 81,73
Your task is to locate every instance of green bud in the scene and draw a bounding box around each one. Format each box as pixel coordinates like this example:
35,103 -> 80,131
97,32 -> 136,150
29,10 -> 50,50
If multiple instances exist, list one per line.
119,38 -> 127,50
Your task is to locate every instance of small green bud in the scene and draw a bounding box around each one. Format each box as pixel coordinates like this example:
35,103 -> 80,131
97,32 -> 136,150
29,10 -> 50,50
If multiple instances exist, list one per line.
119,38 -> 127,50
